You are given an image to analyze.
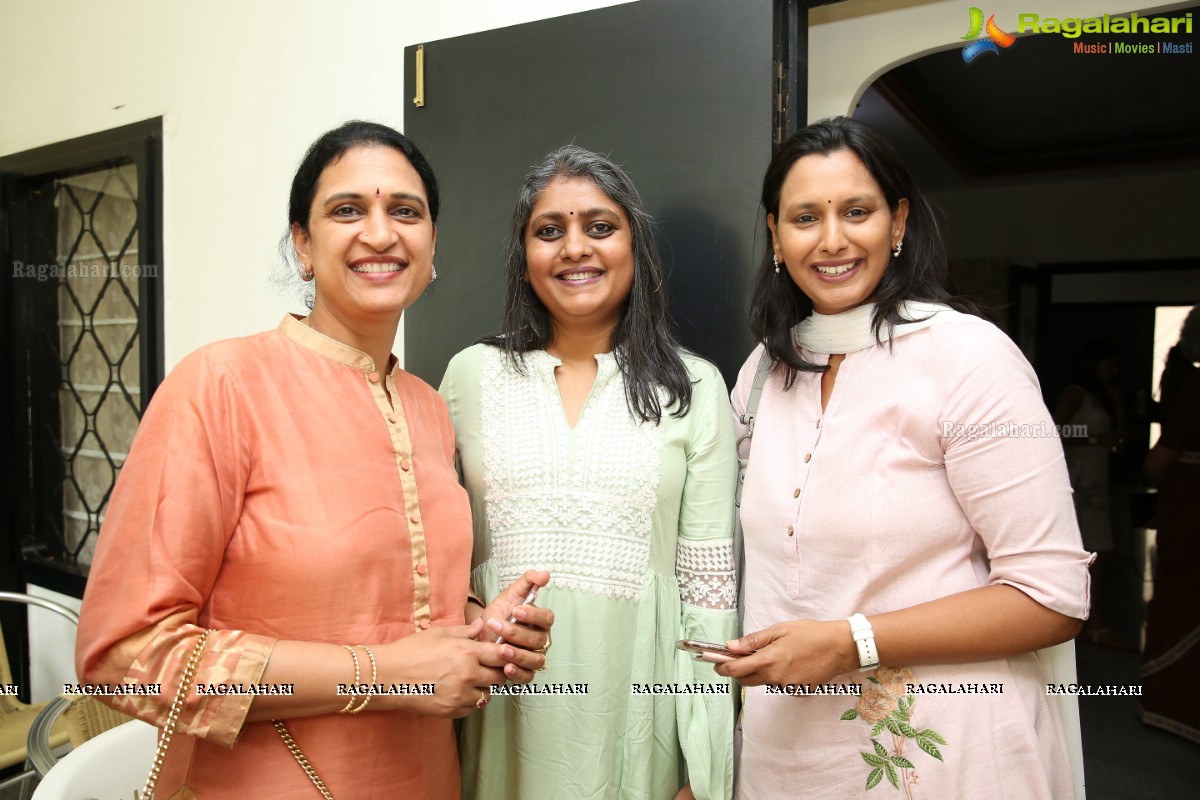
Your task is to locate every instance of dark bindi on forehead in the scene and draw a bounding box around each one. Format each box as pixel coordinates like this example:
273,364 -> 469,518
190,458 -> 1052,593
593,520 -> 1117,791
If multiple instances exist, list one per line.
569,211 -> 574,215
375,188 -> 381,198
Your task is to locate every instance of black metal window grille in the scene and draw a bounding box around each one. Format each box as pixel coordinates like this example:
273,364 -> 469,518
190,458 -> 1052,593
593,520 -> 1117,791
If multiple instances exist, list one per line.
2,120 -> 163,598
51,164 -> 144,568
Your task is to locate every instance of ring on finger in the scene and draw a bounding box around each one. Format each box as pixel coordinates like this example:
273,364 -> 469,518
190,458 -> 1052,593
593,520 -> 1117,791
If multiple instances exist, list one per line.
475,690 -> 489,709
537,631 -> 552,655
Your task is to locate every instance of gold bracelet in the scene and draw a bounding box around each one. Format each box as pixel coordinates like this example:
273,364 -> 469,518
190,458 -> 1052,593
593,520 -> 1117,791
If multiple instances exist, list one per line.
339,644 -> 361,713
348,645 -> 377,714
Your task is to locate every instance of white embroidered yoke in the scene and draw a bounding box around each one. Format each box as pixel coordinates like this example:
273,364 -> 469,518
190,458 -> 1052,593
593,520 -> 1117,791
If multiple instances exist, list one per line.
481,348 -> 661,600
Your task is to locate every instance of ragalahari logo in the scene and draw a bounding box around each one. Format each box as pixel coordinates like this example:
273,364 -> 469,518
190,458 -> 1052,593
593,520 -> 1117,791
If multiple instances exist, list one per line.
961,7 -> 1016,62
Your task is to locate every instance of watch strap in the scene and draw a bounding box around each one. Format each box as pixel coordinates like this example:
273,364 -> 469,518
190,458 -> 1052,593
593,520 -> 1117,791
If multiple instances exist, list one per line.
847,613 -> 880,672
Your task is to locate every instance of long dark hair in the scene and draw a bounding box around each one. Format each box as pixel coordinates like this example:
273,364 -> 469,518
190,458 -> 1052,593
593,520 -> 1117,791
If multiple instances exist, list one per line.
480,145 -> 692,423
748,116 -> 985,387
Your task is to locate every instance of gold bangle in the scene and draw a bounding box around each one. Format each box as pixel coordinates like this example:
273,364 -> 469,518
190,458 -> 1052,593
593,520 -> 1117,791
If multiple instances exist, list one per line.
339,645 -> 361,713
348,646 -> 377,714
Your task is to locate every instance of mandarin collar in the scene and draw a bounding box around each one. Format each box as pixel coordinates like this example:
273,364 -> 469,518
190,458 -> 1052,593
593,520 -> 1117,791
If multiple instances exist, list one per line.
278,314 -> 398,374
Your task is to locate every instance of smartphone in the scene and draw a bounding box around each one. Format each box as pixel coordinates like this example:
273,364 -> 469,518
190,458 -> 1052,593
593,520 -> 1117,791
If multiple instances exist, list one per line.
495,586 -> 539,644
676,639 -> 741,664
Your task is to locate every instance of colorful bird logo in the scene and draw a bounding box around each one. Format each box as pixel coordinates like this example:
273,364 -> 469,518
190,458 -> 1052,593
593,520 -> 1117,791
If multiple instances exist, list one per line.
961,7 -> 1016,62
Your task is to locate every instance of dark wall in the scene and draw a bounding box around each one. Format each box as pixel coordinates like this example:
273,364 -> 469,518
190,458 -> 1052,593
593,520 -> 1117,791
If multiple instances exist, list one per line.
402,0 -> 772,388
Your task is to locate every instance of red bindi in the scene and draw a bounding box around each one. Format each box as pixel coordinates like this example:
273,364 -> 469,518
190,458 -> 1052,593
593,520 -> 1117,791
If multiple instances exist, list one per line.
375,188 -> 381,198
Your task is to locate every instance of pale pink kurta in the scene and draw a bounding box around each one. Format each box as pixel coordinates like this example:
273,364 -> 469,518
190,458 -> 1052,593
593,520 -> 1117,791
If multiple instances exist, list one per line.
76,315 -> 472,799
733,313 -> 1091,800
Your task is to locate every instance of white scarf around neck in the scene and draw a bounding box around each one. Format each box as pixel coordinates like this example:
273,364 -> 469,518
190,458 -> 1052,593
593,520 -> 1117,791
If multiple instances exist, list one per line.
790,301 -> 958,355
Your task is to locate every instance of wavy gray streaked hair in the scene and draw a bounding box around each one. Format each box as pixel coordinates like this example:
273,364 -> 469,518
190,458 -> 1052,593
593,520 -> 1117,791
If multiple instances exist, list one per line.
479,145 -> 693,424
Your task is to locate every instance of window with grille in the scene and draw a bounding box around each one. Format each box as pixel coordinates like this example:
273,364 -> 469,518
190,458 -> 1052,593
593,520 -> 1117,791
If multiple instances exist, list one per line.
1,120 -> 163,598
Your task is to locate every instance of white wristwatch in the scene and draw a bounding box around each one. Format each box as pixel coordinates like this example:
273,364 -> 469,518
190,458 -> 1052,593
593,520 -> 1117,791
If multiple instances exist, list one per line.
847,613 -> 880,672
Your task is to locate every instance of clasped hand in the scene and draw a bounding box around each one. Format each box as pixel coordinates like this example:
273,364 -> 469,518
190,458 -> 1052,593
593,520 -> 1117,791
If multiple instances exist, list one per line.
477,569 -> 554,682
377,571 -> 552,718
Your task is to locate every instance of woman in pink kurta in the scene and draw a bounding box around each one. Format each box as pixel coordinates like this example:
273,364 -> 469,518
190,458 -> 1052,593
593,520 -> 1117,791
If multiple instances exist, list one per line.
717,118 -> 1091,799
76,122 -> 551,799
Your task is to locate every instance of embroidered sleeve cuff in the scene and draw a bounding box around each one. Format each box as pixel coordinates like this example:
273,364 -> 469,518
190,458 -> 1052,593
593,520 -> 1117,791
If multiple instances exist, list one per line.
677,539 -> 736,611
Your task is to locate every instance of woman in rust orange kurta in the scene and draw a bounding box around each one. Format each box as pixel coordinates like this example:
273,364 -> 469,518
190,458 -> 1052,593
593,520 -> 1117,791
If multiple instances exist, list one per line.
75,121 -> 552,799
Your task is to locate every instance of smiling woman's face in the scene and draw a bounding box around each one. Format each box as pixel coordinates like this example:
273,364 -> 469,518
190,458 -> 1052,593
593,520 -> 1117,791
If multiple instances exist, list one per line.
767,149 -> 907,316
292,145 -> 436,327
524,175 -> 635,339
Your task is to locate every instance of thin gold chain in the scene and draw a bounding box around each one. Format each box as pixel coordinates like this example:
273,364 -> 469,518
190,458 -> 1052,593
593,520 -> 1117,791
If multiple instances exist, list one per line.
135,627 -> 335,799
272,720 -> 336,799
140,629 -> 211,799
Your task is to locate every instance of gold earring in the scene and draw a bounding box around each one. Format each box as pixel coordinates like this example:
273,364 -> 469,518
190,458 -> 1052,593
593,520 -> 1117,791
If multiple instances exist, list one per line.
300,264 -> 314,282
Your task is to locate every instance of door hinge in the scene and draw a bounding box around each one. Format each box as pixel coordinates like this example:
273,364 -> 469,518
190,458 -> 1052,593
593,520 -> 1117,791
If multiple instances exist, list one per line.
413,44 -> 426,108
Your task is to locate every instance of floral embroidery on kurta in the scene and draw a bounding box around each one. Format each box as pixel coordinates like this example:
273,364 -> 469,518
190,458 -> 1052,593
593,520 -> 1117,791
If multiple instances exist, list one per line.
841,667 -> 947,797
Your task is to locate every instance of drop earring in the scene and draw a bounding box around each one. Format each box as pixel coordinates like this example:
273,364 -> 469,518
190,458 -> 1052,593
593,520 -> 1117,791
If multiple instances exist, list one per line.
772,254 -> 781,274
300,264 -> 314,282
431,265 -> 438,282
892,240 -> 903,258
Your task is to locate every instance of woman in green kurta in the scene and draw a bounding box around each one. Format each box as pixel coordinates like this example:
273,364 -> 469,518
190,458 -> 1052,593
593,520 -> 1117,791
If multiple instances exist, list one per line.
440,146 -> 736,799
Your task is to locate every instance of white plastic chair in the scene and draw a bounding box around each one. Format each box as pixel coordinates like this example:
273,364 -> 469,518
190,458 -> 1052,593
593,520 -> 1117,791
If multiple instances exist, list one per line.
30,719 -> 157,800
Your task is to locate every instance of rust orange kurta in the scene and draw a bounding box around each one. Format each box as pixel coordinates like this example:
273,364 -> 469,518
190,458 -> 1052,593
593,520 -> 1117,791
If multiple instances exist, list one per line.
76,315 -> 472,798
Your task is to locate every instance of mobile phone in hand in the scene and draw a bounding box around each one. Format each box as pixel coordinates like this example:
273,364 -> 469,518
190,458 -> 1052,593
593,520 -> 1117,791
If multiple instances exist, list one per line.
676,639 -> 740,664
495,586 -> 539,644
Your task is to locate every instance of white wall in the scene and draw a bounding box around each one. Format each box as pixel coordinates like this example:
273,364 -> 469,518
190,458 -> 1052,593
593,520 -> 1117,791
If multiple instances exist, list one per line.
0,0 -> 636,370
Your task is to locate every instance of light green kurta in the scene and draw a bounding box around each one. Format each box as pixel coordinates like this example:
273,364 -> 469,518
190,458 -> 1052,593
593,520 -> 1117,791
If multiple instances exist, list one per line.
439,343 -> 737,800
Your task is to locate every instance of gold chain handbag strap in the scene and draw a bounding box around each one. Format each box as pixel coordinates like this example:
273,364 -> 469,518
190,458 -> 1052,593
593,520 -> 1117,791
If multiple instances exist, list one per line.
139,629 -> 212,799
272,720 -> 336,799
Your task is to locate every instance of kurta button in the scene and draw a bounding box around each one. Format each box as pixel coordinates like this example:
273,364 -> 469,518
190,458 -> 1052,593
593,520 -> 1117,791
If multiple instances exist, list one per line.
400,459 -> 412,471
804,453 -> 812,463
417,619 -> 431,630
368,372 -> 380,384
793,488 -> 801,498
409,513 -> 420,524
787,525 -> 795,536
416,562 -> 428,575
